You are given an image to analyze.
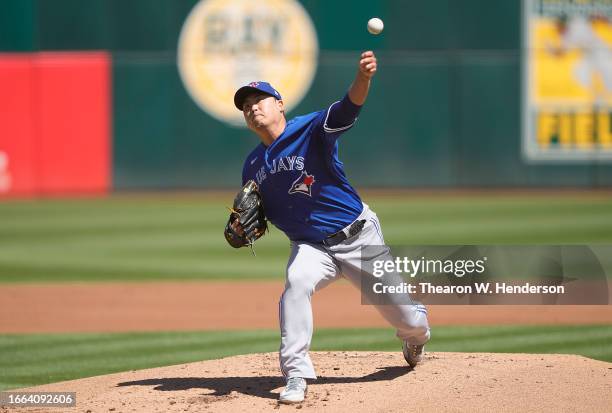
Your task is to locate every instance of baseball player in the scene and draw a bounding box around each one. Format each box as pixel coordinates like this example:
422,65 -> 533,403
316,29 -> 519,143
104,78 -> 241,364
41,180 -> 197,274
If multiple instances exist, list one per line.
228,51 -> 431,404
550,14 -> 612,97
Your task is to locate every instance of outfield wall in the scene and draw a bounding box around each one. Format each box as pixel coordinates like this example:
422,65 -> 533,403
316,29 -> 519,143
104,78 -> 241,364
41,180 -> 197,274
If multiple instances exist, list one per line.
1,0 -> 611,194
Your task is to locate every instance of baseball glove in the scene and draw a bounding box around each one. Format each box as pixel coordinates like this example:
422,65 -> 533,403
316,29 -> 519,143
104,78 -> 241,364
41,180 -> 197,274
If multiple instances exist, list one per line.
224,180 -> 267,250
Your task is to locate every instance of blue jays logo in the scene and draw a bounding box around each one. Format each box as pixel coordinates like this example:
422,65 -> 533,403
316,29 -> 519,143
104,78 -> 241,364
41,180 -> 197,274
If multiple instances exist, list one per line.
248,81 -> 260,87
288,171 -> 315,196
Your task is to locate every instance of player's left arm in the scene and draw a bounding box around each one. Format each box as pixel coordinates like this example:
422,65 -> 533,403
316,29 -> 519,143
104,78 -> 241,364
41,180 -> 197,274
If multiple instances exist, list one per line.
324,51 -> 377,132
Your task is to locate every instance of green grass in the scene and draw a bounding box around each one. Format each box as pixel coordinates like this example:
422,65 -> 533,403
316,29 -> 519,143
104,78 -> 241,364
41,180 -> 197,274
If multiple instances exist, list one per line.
0,325 -> 610,390
1,193 -> 612,282
1,196 -> 609,391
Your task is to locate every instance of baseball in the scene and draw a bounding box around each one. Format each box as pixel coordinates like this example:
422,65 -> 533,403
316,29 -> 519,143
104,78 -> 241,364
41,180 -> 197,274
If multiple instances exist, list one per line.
367,17 -> 384,35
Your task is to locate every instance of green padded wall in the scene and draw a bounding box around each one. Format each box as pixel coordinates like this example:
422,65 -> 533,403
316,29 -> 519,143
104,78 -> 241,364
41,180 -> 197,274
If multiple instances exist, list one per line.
2,0 -> 610,188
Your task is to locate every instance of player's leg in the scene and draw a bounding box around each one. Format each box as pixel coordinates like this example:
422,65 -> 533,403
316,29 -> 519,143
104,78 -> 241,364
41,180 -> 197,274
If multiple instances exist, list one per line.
330,206 -> 430,346
279,241 -> 340,380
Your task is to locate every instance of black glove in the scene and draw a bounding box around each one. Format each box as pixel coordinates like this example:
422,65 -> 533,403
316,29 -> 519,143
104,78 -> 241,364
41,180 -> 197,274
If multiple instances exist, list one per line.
224,180 -> 268,249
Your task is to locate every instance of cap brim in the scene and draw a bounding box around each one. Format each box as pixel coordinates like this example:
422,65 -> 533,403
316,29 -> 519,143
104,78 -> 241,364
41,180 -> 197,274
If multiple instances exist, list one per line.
233,86 -> 276,111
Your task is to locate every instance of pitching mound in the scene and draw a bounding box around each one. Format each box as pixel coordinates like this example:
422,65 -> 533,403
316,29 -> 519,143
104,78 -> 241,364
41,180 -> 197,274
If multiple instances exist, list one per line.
7,352 -> 612,412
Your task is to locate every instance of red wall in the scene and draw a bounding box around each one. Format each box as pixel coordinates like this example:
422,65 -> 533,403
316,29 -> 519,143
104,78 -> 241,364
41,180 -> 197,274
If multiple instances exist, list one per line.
0,52 -> 110,197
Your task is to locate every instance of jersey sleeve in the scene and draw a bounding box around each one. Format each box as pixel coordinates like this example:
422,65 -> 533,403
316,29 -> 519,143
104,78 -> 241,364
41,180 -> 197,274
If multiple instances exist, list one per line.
242,145 -> 264,185
321,93 -> 362,138
241,161 -> 248,185
242,152 -> 255,185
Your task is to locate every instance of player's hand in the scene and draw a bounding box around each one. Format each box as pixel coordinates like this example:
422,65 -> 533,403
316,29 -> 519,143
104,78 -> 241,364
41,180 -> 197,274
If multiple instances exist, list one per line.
358,51 -> 377,79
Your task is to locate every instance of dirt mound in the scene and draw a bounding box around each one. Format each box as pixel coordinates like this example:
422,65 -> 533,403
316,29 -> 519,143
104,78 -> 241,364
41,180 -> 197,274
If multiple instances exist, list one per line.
6,352 -> 612,412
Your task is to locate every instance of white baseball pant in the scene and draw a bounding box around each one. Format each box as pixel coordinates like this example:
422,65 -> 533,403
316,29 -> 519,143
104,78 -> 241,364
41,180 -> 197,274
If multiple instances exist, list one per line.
278,203 -> 431,379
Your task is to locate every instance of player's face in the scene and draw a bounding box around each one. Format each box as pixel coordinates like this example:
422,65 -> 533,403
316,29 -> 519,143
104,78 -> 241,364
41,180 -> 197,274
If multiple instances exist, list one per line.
242,93 -> 284,130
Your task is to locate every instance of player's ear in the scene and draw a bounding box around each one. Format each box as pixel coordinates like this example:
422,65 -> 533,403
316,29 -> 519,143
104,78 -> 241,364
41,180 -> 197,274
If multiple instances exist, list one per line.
277,99 -> 285,114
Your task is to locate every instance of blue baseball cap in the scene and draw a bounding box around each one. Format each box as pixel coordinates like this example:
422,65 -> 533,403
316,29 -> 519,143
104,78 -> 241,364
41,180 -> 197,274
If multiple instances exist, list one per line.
234,81 -> 282,110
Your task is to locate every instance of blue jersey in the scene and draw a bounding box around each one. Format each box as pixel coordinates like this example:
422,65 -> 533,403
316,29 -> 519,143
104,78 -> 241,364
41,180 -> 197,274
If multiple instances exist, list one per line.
242,101 -> 363,243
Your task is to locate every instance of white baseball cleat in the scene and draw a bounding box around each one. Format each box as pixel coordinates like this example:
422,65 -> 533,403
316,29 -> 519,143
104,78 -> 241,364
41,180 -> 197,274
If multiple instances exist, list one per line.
279,377 -> 307,404
403,341 -> 425,368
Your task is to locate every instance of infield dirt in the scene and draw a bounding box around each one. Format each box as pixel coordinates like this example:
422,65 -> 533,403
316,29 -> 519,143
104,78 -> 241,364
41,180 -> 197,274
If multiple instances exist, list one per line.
1,281 -> 611,333
5,351 -> 611,413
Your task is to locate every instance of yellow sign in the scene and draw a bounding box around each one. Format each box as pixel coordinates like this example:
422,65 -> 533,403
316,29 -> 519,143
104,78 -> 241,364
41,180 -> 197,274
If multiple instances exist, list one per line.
524,0 -> 612,160
177,0 -> 318,126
